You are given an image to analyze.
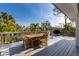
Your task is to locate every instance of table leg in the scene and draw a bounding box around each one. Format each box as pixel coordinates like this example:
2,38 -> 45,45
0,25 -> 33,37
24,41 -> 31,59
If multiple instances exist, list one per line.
30,38 -> 35,48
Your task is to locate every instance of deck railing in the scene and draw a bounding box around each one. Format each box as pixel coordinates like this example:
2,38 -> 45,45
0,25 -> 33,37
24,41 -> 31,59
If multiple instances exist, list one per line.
0,31 -> 51,47
0,32 -> 22,46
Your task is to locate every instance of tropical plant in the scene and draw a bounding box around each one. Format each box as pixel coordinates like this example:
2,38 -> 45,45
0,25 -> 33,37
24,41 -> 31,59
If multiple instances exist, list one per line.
0,12 -> 17,32
41,21 -> 53,32
63,23 -> 75,36
0,12 -> 25,32
29,23 -> 40,33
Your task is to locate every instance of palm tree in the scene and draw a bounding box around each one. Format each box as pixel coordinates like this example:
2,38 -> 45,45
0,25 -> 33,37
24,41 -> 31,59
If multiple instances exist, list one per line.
30,23 -> 39,33
41,21 -> 52,32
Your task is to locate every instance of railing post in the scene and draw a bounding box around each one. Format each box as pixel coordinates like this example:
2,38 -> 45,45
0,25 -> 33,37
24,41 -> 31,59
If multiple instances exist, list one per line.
0,32 -> 21,47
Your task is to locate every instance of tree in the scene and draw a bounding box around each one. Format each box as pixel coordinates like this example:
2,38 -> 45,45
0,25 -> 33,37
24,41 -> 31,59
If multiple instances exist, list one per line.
41,21 -> 53,32
53,7 -> 68,35
63,23 -> 75,36
0,12 -> 9,20
0,19 -> 3,32
29,23 -> 40,33
53,7 -> 67,25
16,24 -> 25,32
1,13 -> 16,32
0,12 -> 22,32
24,21 -> 53,33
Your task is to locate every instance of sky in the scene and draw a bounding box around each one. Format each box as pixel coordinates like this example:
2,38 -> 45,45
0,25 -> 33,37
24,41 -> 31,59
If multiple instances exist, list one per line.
0,3 -> 72,27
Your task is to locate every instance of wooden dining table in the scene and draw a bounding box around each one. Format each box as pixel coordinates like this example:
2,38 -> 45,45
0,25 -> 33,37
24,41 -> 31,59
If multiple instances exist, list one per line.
25,33 -> 45,38
21,33 -> 48,49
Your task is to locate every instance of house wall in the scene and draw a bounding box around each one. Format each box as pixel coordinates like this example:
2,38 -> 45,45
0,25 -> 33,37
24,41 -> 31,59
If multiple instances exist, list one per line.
75,18 -> 79,47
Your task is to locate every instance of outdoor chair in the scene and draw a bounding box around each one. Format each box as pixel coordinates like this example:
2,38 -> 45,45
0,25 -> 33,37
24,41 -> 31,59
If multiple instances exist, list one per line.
40,34 -> 48,47
21,36 -> 32,49
31,37 -> 40,48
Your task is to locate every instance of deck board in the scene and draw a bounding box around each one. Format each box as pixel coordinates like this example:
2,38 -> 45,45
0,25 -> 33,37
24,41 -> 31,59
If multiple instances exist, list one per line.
66,40 -> 75,56
47,40 -> 67,56
53,41 -> 70,56
32,37 -> 77,56
57,41 -> 72,56
14,36 -> 79,56
33,40 -> 66,56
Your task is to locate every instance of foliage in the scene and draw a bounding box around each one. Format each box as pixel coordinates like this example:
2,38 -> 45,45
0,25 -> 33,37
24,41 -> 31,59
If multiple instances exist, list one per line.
24,21 -> 53,33
62,23 -> 75,37
0,12 -> 53,33
0,12 -> 24,32
53,7 -> 75,37
41,21 -> 53,32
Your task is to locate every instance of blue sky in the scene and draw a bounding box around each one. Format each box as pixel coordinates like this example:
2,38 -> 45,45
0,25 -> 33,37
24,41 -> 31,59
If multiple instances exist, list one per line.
0,3 -> 71,27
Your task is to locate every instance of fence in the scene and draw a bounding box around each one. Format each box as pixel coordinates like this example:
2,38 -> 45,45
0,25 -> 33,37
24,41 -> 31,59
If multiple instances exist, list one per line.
0,32 -> 22,47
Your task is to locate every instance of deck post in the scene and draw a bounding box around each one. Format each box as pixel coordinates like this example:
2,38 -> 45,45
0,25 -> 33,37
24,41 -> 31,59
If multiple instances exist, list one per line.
76,18 -> 79,47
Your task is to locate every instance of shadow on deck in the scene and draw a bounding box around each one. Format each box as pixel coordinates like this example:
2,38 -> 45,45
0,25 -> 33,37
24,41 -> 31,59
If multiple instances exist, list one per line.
9,41 -> 26,56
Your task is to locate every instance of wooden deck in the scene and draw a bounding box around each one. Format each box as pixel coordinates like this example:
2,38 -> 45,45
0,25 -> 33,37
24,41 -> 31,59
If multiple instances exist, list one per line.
14,36 -> 79,56
33,36 -> 76,56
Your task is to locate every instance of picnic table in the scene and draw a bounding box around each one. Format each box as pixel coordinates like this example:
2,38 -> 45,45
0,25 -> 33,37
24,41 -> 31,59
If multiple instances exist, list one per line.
21,33 -> 48,49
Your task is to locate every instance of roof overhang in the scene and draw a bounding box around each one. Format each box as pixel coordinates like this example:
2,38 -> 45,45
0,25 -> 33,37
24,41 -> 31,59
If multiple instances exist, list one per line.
53,3 -> 78,21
